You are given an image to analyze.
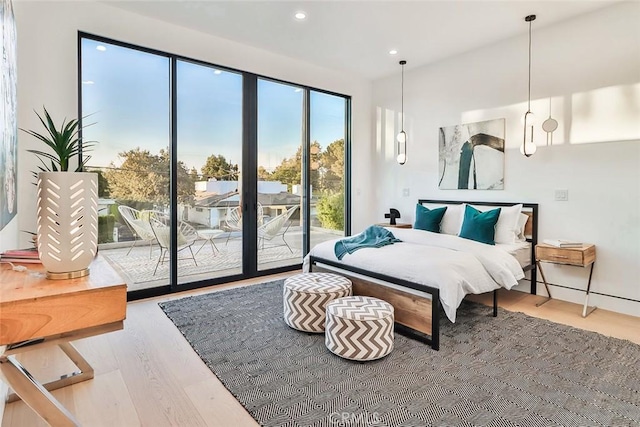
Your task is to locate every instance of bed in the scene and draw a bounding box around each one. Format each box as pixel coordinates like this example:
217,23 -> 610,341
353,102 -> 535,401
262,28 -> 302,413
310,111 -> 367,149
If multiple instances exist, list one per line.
303,200 -> 538,350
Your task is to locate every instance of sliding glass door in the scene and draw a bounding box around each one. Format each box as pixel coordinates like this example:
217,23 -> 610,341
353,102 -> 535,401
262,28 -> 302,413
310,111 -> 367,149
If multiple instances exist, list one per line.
310,91 -> 348,246
80,33 -> 350,298
81,37 -> 172,293
256,79 -> 304,271
176,60 -> 243,284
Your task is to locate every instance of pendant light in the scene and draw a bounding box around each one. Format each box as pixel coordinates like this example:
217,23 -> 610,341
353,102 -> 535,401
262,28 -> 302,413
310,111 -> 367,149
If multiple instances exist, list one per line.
521,14 -> 537,157
397,60 -> 407,165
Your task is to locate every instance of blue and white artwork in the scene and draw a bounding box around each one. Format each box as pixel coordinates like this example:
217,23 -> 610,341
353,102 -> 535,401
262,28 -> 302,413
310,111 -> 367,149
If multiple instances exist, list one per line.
438,118 -> 505,190
1,0 -> 17,230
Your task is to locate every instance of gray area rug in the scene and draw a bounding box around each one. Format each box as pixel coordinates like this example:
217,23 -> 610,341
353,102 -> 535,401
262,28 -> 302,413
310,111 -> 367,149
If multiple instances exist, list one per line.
159,280 -> 640,427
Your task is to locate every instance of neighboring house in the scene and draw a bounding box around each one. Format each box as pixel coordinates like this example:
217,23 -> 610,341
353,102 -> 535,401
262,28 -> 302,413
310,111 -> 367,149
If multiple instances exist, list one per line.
182,180 -> 306,228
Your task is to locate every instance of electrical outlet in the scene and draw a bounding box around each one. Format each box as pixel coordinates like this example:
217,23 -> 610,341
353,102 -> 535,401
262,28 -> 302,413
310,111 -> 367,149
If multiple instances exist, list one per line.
554,189 -> 569,201
402,188 -> 410,197
356,188 -> 361,196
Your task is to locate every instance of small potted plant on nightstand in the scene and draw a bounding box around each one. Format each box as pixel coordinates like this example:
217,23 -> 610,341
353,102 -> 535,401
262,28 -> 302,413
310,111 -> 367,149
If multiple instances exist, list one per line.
22,107 -> 98,279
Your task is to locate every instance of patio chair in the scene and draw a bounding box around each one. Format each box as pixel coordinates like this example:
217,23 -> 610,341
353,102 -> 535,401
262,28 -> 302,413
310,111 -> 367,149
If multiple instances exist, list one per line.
149,213 -> 199,275
118,205 -> 158,257
224,203 -> 264,245
257,205 -> 299,253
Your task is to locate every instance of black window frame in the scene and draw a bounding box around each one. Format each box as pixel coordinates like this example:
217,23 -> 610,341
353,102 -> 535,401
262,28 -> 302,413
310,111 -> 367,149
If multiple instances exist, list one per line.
78,31 -> 352,300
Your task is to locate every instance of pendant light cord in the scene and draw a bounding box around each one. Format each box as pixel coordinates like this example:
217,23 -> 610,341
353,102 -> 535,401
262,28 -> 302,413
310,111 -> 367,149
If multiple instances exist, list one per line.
400,61 -> 405,131
527,18 -> 532,111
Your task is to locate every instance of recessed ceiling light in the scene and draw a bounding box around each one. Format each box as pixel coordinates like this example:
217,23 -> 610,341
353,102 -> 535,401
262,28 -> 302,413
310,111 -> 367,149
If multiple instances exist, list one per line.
389,50 -> 398,55
96,45 -> 107,52
214,70 -> 222,75
294,11 -> 306,20
82,80 -> 94,85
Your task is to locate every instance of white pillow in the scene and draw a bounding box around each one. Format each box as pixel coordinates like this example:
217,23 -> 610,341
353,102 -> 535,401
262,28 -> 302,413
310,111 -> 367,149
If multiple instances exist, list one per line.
516,212 -> 529,241
421,203 -> 465,235
470,203 -> 523,244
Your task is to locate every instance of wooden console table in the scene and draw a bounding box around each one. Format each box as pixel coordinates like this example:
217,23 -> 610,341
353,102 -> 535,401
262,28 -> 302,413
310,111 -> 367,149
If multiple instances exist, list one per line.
0,256 -> 127,426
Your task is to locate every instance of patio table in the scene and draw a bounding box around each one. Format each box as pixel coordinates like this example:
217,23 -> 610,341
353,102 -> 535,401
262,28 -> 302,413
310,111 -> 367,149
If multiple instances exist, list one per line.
195,229 -> 225,255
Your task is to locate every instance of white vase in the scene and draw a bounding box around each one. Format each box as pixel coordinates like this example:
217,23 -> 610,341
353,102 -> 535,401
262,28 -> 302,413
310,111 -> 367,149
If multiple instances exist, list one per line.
36,172 -> 98,279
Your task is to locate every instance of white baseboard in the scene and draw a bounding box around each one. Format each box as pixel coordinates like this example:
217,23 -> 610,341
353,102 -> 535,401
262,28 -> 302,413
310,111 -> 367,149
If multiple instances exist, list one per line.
514,278 -> 640,318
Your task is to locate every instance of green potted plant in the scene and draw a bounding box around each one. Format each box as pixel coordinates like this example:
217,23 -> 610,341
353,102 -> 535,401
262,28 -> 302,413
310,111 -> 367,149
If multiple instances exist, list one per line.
22,107 -> 98,279
23,107 -> 94,174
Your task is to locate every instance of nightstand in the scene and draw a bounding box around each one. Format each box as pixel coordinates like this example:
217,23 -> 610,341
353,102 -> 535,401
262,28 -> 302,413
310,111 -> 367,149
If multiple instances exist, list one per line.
535,243 -> 596,317
376,223 -> 412,229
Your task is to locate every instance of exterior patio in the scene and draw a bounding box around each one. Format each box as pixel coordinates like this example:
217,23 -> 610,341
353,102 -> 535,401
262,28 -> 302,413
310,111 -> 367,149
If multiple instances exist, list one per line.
100,226 -> 340,292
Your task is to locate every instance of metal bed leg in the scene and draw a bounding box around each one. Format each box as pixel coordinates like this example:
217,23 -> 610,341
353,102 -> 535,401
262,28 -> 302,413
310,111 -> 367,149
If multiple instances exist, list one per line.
431,291 -> 440,351
493,290 -> 498,317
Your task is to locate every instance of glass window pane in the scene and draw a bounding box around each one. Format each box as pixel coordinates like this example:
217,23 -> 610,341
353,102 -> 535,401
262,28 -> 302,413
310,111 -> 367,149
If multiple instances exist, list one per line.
81,38 -> 171,292
176,60 -> 243,284
310,91 -> 346,247
257,79 -> 303,270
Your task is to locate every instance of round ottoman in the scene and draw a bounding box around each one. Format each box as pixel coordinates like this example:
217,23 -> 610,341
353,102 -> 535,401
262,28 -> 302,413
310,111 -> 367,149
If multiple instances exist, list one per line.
283,273 -> 352,333
325,296 -> 394,361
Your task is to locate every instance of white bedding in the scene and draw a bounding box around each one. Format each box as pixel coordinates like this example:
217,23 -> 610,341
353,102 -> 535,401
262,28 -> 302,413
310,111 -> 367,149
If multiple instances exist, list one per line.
303,228 -> 525,323
496,241 -> 532,268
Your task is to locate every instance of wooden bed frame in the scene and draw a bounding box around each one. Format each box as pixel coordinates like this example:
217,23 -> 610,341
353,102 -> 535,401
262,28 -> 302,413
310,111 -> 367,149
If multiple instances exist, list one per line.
308,200 -> 539,351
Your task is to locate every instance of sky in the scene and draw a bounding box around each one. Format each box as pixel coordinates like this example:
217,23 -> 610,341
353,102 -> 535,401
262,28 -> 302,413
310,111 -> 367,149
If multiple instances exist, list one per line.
81,38 -> 346,175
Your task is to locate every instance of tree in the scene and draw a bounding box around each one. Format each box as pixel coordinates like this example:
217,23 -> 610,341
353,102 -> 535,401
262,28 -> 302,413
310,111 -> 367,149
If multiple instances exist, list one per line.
188,167 -> 200,182
268,142 -> 322,191
88,168 -> 111,198
258,166 -> 271,181
201,154 -> 238,181
104,148 -> 195,205
320,139 -> 344,191
270,152 -> 302,191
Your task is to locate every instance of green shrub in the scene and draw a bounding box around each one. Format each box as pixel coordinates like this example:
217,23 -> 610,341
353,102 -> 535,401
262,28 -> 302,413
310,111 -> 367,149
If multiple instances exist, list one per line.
317,190 -> 344,231
98,215 -> 115,244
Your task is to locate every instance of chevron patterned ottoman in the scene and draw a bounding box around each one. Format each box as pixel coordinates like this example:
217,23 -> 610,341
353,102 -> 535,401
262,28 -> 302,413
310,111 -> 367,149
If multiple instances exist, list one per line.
325,296 -> 394,361
283,273 -> 352,333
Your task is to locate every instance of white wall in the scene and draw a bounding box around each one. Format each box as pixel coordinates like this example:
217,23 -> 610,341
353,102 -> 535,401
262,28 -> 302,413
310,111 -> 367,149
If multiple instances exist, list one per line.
12,0 -> 374,250
372,2 -> 640,316
0,219 -> 18,252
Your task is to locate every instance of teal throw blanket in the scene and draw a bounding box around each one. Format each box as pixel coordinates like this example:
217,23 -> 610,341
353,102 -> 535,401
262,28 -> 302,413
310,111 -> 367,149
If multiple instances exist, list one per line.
334,225 -> 402,260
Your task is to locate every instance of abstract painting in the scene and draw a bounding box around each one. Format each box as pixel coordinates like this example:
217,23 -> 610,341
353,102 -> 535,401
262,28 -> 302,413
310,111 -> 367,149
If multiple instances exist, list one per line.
439,118 -> 505,190
1,0 -> 17,230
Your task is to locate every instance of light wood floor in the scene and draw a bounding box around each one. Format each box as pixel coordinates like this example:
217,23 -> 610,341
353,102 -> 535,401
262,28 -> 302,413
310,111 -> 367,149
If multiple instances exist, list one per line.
3,275 -> 639,427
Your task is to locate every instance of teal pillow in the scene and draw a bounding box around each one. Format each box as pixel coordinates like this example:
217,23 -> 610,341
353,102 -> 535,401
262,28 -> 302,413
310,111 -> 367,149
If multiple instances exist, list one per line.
459,205 -> 501,245
414,204 -> 447,233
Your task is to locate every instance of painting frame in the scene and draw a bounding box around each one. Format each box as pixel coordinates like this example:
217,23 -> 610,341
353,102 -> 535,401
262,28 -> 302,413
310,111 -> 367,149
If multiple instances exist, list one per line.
438,118 -> 505,190
1,0 -> 18,230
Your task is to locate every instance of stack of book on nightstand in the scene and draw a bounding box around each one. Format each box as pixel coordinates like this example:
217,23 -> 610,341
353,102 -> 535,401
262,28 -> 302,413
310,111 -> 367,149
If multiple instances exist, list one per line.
0,248 -> 41,263
543,239 -> 583,248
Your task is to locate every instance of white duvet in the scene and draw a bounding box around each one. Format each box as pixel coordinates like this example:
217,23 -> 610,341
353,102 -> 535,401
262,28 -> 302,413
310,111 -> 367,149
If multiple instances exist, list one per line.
303,228 -> 524,323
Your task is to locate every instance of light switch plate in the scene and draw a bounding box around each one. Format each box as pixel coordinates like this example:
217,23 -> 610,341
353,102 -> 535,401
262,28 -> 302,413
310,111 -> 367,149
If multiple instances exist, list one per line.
555,189 -> 569,201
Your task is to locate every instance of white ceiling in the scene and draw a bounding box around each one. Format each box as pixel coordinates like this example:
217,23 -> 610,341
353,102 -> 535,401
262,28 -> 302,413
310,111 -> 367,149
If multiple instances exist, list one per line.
108,0 -> 617,80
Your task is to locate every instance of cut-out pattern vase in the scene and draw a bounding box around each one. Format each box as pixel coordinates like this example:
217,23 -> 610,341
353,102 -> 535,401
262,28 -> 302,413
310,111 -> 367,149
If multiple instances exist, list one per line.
36,172 -> 98,279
